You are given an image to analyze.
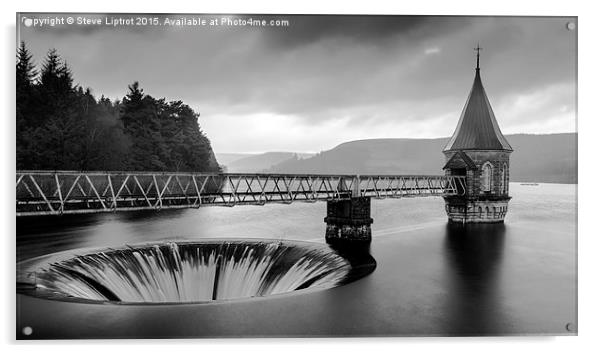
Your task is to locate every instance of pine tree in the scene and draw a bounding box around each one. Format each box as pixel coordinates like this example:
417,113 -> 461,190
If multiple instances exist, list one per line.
16,41 -> 36,89
120,82 -> 169,170
32,49 -> 85,169
16,41 -> 37,169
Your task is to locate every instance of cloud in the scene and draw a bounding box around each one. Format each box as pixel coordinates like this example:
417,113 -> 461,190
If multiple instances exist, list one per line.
259,16 -> 459,49
18,14 -> 577,152
497,81 -> 576,134
424,47 -> 440,55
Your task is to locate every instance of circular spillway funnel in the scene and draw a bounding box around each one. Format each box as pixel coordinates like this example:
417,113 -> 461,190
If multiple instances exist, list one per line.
17,239 -> 375,304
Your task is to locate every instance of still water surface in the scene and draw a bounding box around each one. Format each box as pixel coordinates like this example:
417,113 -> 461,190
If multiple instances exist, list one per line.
16,183 -> 577,335
16,183 -> 576,260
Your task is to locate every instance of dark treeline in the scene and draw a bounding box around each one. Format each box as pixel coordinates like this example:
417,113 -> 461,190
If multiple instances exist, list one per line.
16,42 -> 221,173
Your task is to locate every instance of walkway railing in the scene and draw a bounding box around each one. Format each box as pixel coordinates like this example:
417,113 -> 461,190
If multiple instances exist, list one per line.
16,171 -> 466,216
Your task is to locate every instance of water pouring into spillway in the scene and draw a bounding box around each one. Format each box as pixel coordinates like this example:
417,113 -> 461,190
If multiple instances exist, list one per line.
18,240 -> 372,303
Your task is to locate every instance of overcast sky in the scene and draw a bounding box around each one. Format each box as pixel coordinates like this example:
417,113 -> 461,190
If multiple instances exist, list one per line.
19,14 -> 576,153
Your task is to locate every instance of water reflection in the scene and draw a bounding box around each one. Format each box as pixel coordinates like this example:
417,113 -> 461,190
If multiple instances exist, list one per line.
16,214 -> 103,260
329,243 -> 376,284
442,223 -> 507,335
117,208 -> 188,222
16,210 -> 187,261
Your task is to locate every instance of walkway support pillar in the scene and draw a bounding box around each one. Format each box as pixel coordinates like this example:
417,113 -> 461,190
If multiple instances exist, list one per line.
324,196 -> 373,245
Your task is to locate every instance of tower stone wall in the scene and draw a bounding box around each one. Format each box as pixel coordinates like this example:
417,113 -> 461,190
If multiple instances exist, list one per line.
443,150 -> 512,224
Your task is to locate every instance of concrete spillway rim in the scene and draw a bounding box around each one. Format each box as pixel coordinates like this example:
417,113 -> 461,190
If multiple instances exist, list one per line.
17,238 -> 376,306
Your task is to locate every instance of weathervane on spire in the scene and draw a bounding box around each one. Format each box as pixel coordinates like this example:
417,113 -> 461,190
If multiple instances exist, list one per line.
474,43 -> 482,70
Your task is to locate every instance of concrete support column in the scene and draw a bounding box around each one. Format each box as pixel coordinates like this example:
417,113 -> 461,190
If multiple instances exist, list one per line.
324,197 -> 373,244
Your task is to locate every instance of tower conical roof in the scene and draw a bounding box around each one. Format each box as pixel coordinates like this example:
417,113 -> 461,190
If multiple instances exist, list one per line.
443,68 -> 513,152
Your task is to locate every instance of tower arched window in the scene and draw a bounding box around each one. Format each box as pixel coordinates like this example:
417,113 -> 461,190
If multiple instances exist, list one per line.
501,163 -> 508,194
481,162 -> 493,192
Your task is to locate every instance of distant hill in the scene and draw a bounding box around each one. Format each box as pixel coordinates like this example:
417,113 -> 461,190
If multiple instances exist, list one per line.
265,133 -> 577,184
216,152 -> 314,173
215,153 -> 255,166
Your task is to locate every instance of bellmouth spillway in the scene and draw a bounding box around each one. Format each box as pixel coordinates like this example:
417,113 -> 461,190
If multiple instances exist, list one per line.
17,240 -> 366,304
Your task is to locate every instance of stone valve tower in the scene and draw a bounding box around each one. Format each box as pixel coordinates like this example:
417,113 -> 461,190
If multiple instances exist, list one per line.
442,45 -> 513,223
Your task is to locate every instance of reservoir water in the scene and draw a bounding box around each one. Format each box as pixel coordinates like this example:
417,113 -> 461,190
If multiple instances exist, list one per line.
16,183 -> 577,337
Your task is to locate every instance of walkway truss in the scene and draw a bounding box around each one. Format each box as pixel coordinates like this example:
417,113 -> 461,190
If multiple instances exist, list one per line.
16,171 -> 466,216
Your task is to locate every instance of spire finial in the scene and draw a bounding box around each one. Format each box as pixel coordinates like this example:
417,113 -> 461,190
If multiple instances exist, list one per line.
474,43 -> 482,71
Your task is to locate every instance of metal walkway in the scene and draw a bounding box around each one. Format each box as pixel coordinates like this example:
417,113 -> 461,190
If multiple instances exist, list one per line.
16,171 -> 466,216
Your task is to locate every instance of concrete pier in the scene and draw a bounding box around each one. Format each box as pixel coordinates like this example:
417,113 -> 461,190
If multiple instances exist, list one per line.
324,197 -> 373,244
